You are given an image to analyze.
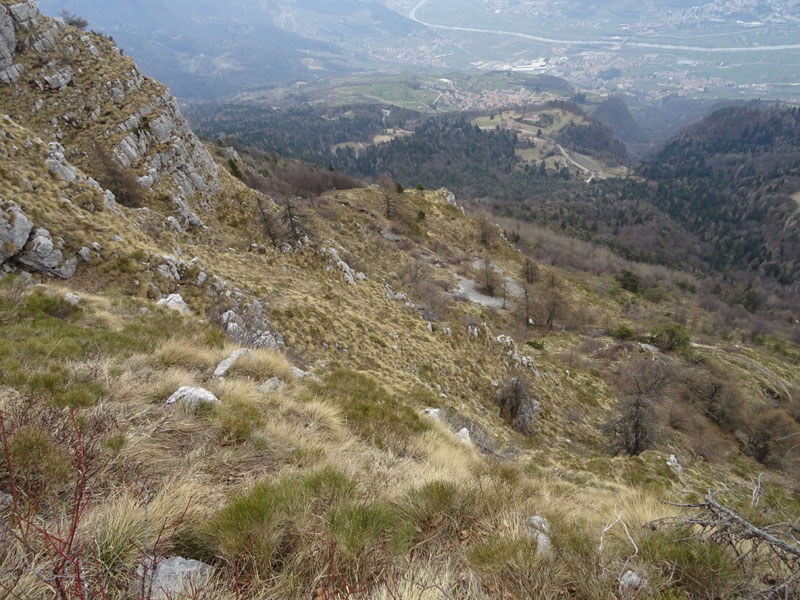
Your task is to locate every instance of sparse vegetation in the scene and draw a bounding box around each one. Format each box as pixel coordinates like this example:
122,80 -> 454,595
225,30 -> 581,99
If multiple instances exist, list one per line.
0,10 -> 799,598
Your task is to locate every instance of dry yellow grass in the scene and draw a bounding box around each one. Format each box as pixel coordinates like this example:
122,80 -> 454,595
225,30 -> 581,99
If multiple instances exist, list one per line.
153,339 -> 218,371
1,12 -> 798,593
224,347 -> 296,382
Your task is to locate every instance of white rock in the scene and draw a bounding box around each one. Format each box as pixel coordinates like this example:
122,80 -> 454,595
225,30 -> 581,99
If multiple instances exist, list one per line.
422,408 -> 442,420
456,428 -> 471,443
103,190 -> 117,212
667,454 -> 683,474
45,142 -> 77,182
527,516 -> 551,556
157,293 -> 190,314
16,227 -> 77,279
165,386 -> 219,409
63,292 -> 80,305
77,246 -> 91,261
213,349 -> 251,378
43,65 -> 73,90
619,570 -> 645,594
0,199 -> 34,264
138,557 -> 212,600
291,366 -> 320,382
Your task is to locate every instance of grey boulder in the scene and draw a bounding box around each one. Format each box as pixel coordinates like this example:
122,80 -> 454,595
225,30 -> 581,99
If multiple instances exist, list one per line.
165,386 -> 219,409
138,557 -> 212,600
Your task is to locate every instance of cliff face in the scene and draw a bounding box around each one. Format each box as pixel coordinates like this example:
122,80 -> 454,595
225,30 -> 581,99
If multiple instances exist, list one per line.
0,0 -> 218,199
0,0 -> 232,286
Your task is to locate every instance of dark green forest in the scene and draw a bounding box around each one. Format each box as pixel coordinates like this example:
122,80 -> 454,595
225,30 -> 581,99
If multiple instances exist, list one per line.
188,101 -> 800,290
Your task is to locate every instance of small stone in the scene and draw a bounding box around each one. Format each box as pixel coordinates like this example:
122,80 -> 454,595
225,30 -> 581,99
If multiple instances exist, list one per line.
257,377 -> 284,394
77,246 -> 91,261
213,349 -> 251,378
136,557 -> 212,600
619,570 -> 644,594
667,454 -> 683,474
165,386 -> 219,409
63,292 -> 80,305
456,428 -> 471,443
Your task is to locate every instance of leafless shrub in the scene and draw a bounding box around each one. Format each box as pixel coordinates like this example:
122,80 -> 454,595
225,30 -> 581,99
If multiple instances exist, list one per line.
603,358 -> 671,455
495,374 -> 539,436
91,144 -> 144,208
60,9 -> 88,30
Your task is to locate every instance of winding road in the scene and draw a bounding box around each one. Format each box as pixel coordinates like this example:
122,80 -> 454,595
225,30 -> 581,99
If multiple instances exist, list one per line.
409,0 -> 800,53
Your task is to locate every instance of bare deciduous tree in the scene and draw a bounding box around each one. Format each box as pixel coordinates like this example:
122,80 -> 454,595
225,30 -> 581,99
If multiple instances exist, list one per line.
60,9 -> 88,30
257,197 -> 284,248
477,216 -> 497,248
281,198 -> 311,243
496,374 -> 539,436
604,358 -> 671,456
522,257 -> 538,284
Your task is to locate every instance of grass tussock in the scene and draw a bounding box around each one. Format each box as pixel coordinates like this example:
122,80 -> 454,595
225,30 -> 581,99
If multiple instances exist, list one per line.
225,347 -> 296,382
153,338 -> 217,370
315,369 -> 429,451
180,467 -> 354,585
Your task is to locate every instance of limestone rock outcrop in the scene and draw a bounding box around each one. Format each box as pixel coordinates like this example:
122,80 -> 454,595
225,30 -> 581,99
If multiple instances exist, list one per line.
0,0 -> 220,202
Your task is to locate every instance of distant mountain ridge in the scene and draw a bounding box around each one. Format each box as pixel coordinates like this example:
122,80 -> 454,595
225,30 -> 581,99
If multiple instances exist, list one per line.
36,0 -> 425,98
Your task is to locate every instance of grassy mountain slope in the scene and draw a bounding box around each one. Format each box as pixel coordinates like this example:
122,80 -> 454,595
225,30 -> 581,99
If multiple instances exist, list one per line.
1,3 -> 799,599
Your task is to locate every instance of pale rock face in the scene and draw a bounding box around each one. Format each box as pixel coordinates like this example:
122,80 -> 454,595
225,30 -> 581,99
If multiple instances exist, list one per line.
16,227 -> 77,279
220,300 -> 284,351
221,146 -> 241,162
8,1 -> 40,29
0,198 -> 34,263
45,142 -> 77,182
213,348 -> 251,378
2,1 -> 220,200
156,293 -> 190,314
456,427 -> 471,443
43,65 -> 72,90
170,196 -> 205,230
63,292 -> 80,305
291,366 -> 309,379
137,557 -> 213,600
526,516 -> 551,556
103,190 -> 118,212
0,6 -> 23,84
322,247 -> 362,286
165,386 -> 219,409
